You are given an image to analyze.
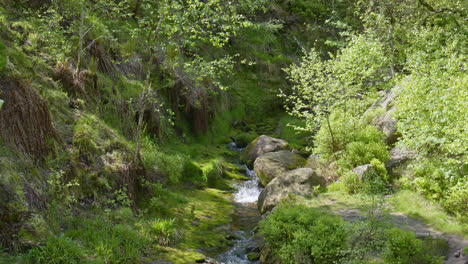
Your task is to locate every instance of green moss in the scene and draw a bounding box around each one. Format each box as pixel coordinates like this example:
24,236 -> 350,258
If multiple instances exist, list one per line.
180,188 -> 233,252
247,252 -> 260,261
182,161 -> 207,186
152,246 -> 206,264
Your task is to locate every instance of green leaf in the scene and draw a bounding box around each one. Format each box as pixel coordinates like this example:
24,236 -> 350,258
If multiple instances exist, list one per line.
0,99 -> 3,110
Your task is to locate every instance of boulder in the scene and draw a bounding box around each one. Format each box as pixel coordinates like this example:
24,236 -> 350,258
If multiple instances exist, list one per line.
306,155 -> 339,184
254,150 -> 305,186
257,168 -> 325,214
240,135 -> 290,167
366,88 -> 400,145
352,164 -> 372,181
385,146 -> 417,176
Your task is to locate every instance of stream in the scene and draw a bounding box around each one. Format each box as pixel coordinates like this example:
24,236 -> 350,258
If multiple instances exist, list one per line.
214,142 -> 263,264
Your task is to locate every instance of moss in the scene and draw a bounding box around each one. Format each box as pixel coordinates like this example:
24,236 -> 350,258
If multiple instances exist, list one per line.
202,159 -> 230,190
234,131 -> 258,148
224,170 -> 249,181
182,161 -> 207,186
152,246 -> 206,264
179,188 -> 233,254
247,252 -> 260,261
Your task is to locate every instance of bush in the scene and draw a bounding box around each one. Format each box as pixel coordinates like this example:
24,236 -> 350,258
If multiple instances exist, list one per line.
342,170 -> 361,194
443,180 -> 468,217
259,205 -> 348,264
314,109 -> 389,170
142,136 -> 185,184
361,159 -> 389,195
384,228 -> 444,264
27,235 -> 84,264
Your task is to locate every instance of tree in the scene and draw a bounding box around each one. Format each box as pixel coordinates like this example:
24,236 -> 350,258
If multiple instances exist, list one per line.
282,34 -> 390,152
128,0 -> 266,162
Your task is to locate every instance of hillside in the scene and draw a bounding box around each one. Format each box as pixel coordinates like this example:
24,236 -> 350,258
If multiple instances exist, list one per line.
0,0 -> 467,263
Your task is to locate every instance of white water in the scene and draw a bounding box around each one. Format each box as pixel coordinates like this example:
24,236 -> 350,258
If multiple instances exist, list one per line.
233,166 -> 262,203
215,142 -> 263,264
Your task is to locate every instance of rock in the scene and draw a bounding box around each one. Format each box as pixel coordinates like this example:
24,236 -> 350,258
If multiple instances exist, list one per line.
234,131 -> 258,148
0,77 -> 61,160
385,146 -> 417,175
254,150 -> 305,186
352,164 -> 372,181
257,168 -> 325,214
455,251 -> 461,258
366,88 -> 400,145
306,155 -> 339,184
240,135 -> 290,168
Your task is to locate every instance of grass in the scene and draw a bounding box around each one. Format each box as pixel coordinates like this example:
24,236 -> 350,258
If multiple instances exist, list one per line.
389,190 -> 468,238
294,186 -> 468,238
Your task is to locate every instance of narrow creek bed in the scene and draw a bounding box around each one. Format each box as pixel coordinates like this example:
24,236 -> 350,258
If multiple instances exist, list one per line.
214,143 -> 263,264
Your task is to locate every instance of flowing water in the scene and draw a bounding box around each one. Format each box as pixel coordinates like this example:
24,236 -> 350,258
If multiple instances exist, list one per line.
215,143 -> 263,264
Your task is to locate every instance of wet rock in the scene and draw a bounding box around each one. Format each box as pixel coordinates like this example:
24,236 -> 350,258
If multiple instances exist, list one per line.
240,135 -> 290,168
257,168 -> 325,214
254,150 -> 305,186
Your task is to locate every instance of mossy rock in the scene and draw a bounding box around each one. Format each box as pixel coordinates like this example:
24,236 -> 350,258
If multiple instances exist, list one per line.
240,135 -> 290,168
182,161 -> 206,187
234,131 -> 258,148
254,150 -> 306,186
247,252 -> 260,261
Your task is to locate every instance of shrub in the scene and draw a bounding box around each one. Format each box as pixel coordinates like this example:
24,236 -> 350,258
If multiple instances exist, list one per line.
361,159 -> 389,195
443,180 -> 468,217
384,228 -> 444,264
342,170 -> 361,194
259,205 -> 348,264
314,109 -> 389,170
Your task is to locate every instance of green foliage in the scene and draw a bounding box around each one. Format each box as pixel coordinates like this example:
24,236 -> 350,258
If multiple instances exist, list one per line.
443,180 -> 468,217
182,161 -> 206,187
202,159 -> 227,189
314,109 -> 389,169
141,136 -> 185,184
361,159 -> 389,195
26,235 -> 84,264
0,40 -> 6,72
283,34 -> 390,137
66,215 -> 146,264
259,205 -> 348,264
384,228 -> 444,264
148,218 -> 180,246
342,170 -> 361,194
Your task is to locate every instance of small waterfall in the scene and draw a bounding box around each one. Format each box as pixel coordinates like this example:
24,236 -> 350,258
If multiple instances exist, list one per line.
233,166 -> 262,203
216,142 -> 263,264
